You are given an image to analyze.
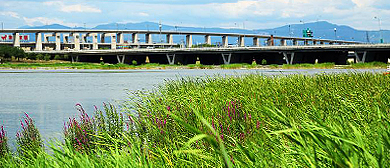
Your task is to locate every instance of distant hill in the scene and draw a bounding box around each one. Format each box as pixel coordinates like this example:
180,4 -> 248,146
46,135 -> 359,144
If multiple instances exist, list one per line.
18,21 -> 389,44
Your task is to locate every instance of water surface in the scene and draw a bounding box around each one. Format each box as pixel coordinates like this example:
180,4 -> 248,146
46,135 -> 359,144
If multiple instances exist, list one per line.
0,68 -> 386,144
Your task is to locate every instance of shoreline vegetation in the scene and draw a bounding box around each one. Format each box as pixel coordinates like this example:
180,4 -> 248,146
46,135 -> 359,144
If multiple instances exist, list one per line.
0,61 -> 388,70
1,73 -> 390,167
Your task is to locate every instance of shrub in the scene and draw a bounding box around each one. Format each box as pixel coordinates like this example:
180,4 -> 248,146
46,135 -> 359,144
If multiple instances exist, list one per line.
251,59 -> 257,66
54,55 -> 63,60
44,54 -> 51,61
36,54 -> 44,60
132,60 -> 137,66
16,113 -> 43,159
100,61 -> 105,65
26,53 -> 37,60
261,59 -> 267,65
0,125 -> 9,158
63,54 -> 69,60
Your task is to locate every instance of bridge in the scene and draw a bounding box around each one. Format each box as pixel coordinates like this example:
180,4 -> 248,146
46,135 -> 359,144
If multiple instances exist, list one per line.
0,29 -> 389,65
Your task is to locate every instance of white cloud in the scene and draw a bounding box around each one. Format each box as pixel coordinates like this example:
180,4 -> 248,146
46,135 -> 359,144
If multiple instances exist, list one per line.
22,16 -> 80,27
0,11 -> 21,19
44,1 -> 101,13
138,12 -> 149,17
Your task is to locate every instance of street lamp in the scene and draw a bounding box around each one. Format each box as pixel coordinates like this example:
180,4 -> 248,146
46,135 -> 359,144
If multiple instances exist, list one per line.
374,16 -> 384,43
334,28 -> 337,40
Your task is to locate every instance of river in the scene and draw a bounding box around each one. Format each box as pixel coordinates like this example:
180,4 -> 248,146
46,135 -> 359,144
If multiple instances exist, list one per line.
0,68 -> 386,144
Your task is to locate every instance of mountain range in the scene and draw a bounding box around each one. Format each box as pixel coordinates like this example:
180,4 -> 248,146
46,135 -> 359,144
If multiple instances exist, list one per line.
19,21 -> 389,44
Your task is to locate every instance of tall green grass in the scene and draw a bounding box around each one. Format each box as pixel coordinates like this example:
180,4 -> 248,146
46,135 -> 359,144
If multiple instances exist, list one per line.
1,73 -> 390,167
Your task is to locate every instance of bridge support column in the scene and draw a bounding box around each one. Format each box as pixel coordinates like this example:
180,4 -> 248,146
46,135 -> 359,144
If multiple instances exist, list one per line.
118,33 -> 124,44
239,36 -> 245,47
253,37 -> 259,47
166,54 -> 176,65
63,34 -> 70,43
55,33 -> 61,50
13,32 -> 20,47
293,39 -> 298,46
313,40 -> 317,45
81,34 -> 88,43
221,53 -> 232,65
117,55 -> 125,64
205,35 -> 211,45
100,33 -> 105,43
267,35 -> 274,46
146,34 -> 153,44
35,32 -> 42,51
222,36 -> 228,47
72,33 -> 80,51
44,33 -> 54,43
110,33 -> 117,50
280,39 -> 286,46
89,33 -> 98,50
71,55 -> 79,63
354,51 -> 367,63
186,35 -> 192,48
132,33 -> 139,44
166,34 -> 173,45
283,52 -> 295,64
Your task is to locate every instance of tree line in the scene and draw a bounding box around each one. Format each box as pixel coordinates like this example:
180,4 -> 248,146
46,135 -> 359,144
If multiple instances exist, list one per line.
0,46 -> 68,63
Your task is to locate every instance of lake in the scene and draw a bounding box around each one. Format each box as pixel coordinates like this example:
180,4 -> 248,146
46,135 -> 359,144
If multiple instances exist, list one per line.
0,68 -> 386,144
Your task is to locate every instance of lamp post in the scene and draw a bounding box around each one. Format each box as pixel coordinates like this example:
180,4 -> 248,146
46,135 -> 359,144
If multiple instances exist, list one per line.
334,28 -> 337,40
374,17 -> 384,43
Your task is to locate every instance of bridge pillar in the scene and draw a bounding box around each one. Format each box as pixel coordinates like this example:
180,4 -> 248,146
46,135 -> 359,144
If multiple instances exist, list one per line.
222,36 -> 228,47
282,52 -> 295,64
313,40 -> 317,45
166,54 -> 176,65
166,34 -> 173,45
221,53 -> 232,65
81,34 -> 87,43
117,55 -> 125,64
110,33 -> 117,50
293,39 -> 298,46
354,51 -> 367,63
280,39 -> 286,46
118,33 -> 124,44
13,32 -> 20,47
88,33 -> 98,50
43,33 -> 54,43
253,37 -> 259,47
205,35 -> 211,45
146,34 -> 153,44
186,35 -> 192,48
72,33 -> 80,51
71,55 -> 79,63
63,34 -> 70,43
55,33 -> 61,51
35,32 -> 42,51
267,35 -> 274,46
132,33 -> 139,44
238,36 -> 245,47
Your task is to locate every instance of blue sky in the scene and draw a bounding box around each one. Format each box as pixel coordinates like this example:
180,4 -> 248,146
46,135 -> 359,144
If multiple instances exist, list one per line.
0,0 -> 389,30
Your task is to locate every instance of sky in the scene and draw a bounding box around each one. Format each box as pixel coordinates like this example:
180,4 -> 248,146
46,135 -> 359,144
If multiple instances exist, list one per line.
0,0 -> 389,30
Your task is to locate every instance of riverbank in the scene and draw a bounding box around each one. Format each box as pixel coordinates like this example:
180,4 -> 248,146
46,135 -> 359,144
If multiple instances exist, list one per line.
0,61 -> 388,70
1,73 -> 389,167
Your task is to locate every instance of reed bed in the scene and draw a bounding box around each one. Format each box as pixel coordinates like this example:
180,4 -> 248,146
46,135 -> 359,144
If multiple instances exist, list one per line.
1,73 -> 390,167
